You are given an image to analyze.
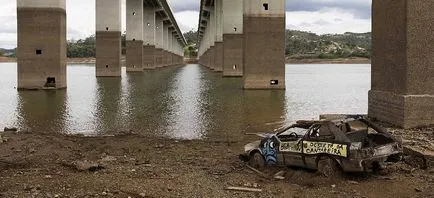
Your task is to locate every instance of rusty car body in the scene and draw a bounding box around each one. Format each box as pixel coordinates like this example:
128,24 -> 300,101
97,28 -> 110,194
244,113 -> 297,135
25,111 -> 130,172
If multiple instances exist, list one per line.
240,116 -> 403,173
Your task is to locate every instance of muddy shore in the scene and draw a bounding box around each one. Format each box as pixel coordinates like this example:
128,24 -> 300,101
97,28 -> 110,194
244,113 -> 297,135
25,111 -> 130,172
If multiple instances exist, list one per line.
0,125 -> 433,198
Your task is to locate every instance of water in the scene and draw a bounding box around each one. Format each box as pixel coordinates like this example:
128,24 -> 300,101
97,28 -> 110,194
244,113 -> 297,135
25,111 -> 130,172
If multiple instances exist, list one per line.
0,63 -> 370,140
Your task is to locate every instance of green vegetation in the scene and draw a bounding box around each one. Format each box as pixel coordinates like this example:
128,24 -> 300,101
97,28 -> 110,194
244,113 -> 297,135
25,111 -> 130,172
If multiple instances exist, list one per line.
0,48 -> 16,57
286,30 -> 371,59
183,30 -> 198,58
1,30 -> 371,59
67,35 -> 96,58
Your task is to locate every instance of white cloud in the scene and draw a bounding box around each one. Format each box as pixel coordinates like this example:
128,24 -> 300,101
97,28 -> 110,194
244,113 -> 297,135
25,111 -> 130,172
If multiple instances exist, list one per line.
174,11 -> 200,33
286,8 -> 371,34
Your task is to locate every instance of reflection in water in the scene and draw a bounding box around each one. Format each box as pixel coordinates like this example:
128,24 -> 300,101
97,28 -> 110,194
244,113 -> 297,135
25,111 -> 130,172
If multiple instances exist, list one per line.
163,65 -> 210,139
93,77 -> 123,134
17,90 -> 68,133
0,63 -> 370,140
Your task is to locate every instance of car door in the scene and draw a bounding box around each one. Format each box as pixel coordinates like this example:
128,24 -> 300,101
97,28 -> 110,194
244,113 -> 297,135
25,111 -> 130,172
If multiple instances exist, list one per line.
276,128 -> 305,167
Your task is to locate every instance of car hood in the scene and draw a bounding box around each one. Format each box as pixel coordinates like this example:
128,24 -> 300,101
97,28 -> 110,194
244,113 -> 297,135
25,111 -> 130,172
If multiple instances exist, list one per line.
244,140 -> 261,153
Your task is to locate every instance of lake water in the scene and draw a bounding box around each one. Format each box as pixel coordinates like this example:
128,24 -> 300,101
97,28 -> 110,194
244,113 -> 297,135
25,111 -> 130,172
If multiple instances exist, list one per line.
0,63 -> 370,140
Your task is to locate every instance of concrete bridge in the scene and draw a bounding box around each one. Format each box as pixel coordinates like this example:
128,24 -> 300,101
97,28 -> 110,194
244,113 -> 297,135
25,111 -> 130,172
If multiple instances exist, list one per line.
197,0 -> 434,128
16,0 -> 434,129
17,0 -> 186,87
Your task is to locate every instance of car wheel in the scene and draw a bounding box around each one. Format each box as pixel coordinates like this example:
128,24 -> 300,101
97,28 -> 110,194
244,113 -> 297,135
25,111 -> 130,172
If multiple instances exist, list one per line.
317,157 -> 342,178
249,151 -> 265,169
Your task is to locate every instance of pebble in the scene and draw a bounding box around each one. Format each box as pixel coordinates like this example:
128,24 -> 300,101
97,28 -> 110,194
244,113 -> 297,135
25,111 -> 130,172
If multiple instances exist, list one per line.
415,188 -> 423,192
331,184 -> 336,188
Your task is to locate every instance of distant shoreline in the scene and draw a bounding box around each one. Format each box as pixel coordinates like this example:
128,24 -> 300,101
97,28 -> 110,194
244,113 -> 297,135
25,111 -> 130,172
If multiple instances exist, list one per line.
0,57 -> 125,64
1,56 -> 371,65
286,57 -> 371,64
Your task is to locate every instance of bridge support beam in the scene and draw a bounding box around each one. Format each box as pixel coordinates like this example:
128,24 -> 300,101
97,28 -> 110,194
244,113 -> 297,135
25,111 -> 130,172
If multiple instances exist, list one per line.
222,0 -> 243,77
213,0 -> 223,72
96,0 -> 121,77
163,24 -> 170,67
155,17 -> 164,68
126,0 -> 144,72
369,0 -> 434,128
243,0 -> 286,89
17,0 -> 67,89
143,6 -> 156,69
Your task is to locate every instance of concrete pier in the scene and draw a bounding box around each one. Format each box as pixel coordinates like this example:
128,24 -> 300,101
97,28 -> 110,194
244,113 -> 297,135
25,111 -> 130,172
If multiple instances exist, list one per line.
213,0 -> 223,72
155,16 -> 164,68
222,0 -> 243,77
243,0 -> 286,89
17,0 -> 67,89
126,0 -> 144,72
143,6 -> 156,69
368,0 -> 434,128
96,0 -> 122,77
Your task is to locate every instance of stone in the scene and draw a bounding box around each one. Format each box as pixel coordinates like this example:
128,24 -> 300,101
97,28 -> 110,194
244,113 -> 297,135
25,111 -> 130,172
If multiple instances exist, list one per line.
72,160 -> 104,172
4,127 -> 17,132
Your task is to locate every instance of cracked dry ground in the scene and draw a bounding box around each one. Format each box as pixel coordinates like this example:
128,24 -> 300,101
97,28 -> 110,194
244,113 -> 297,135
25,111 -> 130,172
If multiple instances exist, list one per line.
0,129 -> 433,198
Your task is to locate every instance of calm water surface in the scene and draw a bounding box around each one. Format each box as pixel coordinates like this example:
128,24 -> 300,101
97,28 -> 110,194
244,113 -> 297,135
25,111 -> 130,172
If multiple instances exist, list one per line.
0,63 -> 370,140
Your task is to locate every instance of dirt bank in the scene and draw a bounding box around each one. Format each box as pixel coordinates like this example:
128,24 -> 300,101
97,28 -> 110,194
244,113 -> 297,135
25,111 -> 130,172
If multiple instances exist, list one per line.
0,125 -> 433,198
286,57 -> 371,64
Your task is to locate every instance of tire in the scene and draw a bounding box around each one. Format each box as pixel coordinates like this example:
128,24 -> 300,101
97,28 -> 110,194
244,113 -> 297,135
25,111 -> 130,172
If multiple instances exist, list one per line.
249,151 -> 265,169
317,157 -> 342,178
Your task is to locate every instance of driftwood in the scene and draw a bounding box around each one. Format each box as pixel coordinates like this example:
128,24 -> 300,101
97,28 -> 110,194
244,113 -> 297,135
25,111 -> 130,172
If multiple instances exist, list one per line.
246,164 -> 269,178
225,186 -> 262,192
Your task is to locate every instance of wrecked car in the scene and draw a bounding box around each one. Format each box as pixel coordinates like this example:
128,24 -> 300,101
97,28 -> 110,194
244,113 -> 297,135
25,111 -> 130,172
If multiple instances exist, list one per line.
240,116 -> 403,176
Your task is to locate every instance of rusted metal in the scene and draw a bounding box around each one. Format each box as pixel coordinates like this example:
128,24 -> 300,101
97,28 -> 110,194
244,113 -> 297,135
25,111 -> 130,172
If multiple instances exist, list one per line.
240,115 -> 403,173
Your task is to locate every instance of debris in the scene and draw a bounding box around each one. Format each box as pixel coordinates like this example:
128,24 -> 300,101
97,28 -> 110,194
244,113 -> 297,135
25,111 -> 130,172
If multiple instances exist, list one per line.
0,134 -> 6,143
331,184 -> 336,188
274,170 -> 286,180
225,186 -> 262,192
415,188 -> 423,192
404,146 -> 434,169
4,127 -> 18,132
246,164 -> 269,178
67,160 -> 105,172
348,180 -> 359,184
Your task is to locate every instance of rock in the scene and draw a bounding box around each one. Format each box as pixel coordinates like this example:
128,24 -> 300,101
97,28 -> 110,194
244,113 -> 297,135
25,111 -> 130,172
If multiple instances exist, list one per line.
100,156 -> 117,162
139,193 -> 147,197
348,180 -> 359,184
415,188 -> 423,192
4,127 -> 17,132
404,146 -> 434,169
72,160 -> 105,172
331,184 -> 336,188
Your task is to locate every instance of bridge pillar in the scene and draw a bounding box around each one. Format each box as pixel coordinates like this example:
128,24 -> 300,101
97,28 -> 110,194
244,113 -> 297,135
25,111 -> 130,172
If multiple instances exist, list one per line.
126,0 -> 144,72
208,8 -> 215,70
222,0 -> 243,77
96,0 -> 121,77
143,6 -> 156,69
155,16 -> 164,68
213,0 -> 223,72
369,0 -> 434,128
163,25 -> 170,67
17,0 -> 66,89
243,0 -> 286,89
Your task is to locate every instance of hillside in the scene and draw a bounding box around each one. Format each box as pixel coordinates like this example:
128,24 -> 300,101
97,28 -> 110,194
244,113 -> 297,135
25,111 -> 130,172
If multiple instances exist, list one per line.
286,30 -> 371,59
1,30 -> 371,60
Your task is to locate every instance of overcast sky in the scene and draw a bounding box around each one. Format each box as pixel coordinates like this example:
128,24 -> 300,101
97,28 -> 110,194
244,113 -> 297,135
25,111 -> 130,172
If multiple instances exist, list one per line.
0,0 -> 371,49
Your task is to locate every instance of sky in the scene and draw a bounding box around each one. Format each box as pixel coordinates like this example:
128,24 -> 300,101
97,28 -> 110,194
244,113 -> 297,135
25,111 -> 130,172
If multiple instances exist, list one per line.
0,0 -> 372,49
